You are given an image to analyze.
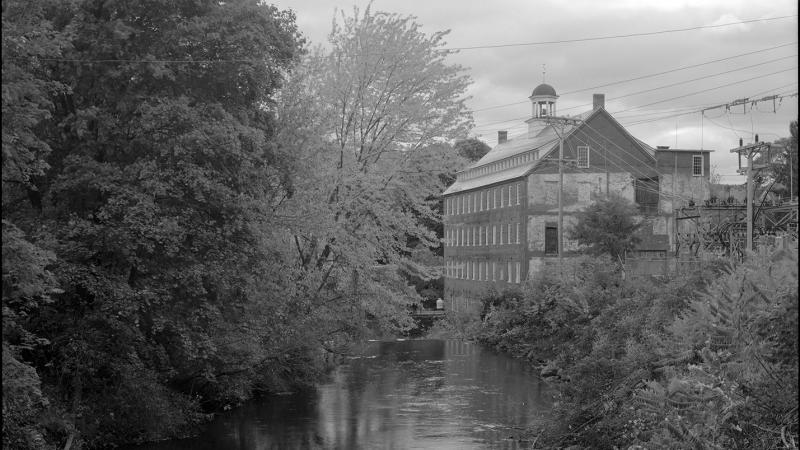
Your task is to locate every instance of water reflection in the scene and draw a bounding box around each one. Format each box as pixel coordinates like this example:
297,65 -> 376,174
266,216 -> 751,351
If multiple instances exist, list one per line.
131,340 -> 553,450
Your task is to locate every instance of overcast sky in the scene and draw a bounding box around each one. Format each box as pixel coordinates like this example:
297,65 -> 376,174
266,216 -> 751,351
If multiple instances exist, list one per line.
271,0 -> 798,183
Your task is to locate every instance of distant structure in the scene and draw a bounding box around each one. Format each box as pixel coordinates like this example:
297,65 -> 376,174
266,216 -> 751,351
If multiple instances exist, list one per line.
442,82 -> 712,313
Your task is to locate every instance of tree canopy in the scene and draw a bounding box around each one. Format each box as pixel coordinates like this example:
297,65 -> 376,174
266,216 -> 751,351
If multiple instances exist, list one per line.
567,193 -> 642,265
272,5 -> 472,332
454,137 -> 492,162
2,1 -> 472,447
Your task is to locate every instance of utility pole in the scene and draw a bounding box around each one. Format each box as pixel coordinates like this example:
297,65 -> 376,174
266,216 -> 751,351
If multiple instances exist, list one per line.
544,116 -> 582,272
730,137 -> 771,253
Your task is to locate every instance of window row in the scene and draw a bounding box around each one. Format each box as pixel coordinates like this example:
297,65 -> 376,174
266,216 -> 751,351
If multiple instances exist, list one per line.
445,223 -> 521,247
446,183 -> 522,215
460,151 -> 539,180
445,260 -> 523,284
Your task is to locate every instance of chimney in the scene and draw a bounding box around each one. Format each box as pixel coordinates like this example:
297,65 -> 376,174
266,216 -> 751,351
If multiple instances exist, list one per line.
498,130 -> 508,144
593,93 -> 605,110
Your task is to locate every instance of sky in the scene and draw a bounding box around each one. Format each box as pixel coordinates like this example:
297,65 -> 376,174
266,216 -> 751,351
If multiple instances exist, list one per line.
270,0 -> 798,184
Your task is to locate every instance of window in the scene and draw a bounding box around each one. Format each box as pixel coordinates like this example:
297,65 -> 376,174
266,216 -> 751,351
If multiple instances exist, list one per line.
545,181 -> 558,205
515,263 -> 521,284
494,189 -> 498,208
545,226 -> 558,255
478,262 -> 483,281
508,262 -> 514,283
516,223 -> 520,244
508,186 -> 513,206
472,227 -> 477,246
635,177 -> 659,214
578,181 -> 592,203
577,146 -> 590,168
516,184 -> 520,205
492,225 -> 497,245
507,223 -> 512,244
479,191 -> 484,211
492,262 -> 496,281
693,155 -> 703,176
500,187 -> 505,206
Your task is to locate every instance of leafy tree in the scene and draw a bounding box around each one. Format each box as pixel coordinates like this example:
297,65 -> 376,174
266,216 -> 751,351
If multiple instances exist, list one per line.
277,5 -> 472,332
568,193 -> 642,265
454,137 -> 491,162
3,0 -> 308,446
2,1 -> 71,446
765,119 -> 798,200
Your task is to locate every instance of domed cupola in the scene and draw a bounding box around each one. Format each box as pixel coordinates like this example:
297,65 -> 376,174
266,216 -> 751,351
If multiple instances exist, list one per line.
531,83 -> 557,97
529,82 -> 558,119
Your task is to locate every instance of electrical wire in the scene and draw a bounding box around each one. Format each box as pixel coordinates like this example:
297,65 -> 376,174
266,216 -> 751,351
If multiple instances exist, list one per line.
446,15 -> 797,51
472,65 -> 798,131
472,42 -> 798,113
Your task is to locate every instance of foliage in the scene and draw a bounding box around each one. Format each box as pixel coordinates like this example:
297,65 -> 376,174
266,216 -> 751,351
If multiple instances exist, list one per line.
3,1 -> 474,447
568,193 -> 642,265
273,4 -> 472,335
477,251 -> 780,448
2,0 -> 310,446
477,255 -> 620,362
633,248 -> 799,449
762,119 -> 798,200
454,137 -> 491,162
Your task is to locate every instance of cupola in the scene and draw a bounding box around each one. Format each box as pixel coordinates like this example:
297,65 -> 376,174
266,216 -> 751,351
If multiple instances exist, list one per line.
529,83 -> 558,118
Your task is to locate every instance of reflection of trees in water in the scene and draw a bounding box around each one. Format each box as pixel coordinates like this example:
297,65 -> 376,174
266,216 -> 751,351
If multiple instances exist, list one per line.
136,340 -> 552,449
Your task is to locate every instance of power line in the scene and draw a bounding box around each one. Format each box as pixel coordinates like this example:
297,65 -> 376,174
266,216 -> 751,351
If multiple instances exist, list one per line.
472,42 -> 798,113
609,67 -> 797,113
621,87 -> 798,127
447,15 -> 797,51
472,65 -> 798,131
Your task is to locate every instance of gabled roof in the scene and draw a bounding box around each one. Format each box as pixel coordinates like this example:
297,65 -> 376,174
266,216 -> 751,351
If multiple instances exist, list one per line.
443,107 -> 656,196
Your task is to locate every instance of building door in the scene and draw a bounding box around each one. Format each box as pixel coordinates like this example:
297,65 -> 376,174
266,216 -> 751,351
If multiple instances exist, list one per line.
545,226 -> 558,255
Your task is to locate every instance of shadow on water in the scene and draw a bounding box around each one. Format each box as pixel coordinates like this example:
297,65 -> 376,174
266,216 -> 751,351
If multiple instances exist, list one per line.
126,340 -> 554,450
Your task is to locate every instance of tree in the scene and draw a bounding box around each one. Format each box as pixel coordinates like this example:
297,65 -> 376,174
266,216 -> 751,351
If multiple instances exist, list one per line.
3,0 -> 308,445
455,137 -> 491,162
568,193 -> 642,265
766,119 -> 798,200
276,5 -> 472,332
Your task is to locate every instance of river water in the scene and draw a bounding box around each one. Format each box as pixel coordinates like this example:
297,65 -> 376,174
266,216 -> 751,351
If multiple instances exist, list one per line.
132,339 -> 554,449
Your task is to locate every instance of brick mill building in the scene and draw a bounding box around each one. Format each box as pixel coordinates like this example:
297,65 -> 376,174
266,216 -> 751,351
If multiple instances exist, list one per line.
442,83 -> 712,313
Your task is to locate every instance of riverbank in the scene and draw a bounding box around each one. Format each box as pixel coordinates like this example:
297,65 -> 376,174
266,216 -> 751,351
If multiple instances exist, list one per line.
467,250 -> 799,449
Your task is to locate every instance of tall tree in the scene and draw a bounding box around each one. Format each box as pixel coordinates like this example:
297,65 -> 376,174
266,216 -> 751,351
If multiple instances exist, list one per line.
277,5 -> 472,332
4,0 -> 308,446
568,193 -> 642,266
